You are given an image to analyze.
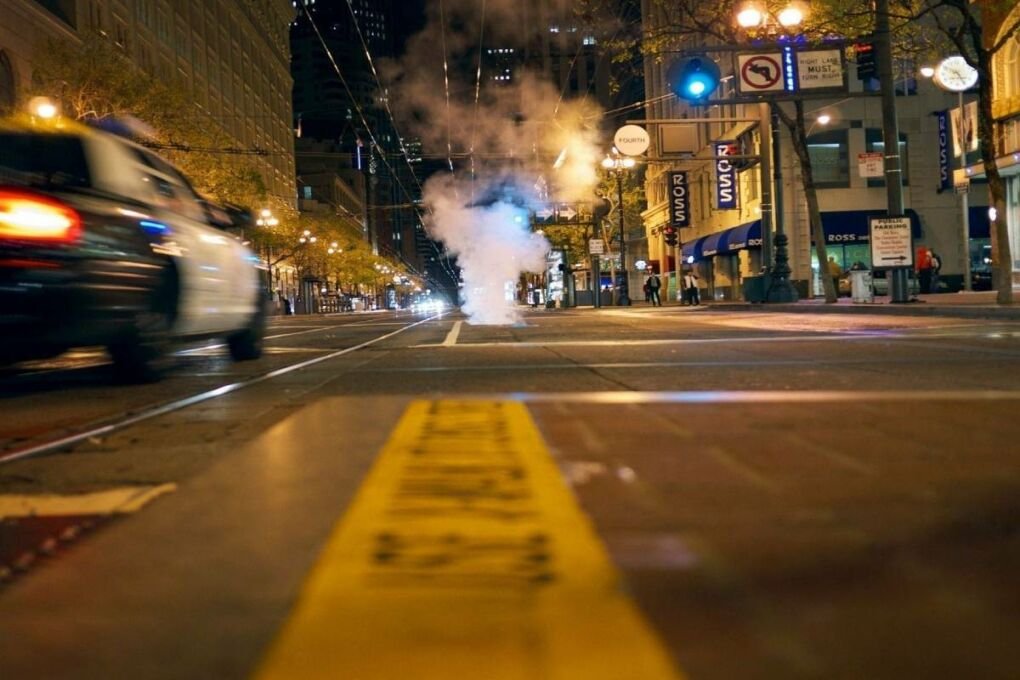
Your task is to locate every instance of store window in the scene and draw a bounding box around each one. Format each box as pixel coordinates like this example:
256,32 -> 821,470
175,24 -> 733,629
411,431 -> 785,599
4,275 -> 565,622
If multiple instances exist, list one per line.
865,129 -> 909,187
806,129 -> 850,188
996,26 -> 1019,99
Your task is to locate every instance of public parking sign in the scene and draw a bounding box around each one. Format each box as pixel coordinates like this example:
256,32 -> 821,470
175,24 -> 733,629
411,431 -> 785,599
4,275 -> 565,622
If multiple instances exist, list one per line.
868,216 -> 913,270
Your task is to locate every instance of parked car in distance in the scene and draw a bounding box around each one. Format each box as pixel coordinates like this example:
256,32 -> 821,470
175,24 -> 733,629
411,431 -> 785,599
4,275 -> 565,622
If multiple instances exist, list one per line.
0,116 -> 267,380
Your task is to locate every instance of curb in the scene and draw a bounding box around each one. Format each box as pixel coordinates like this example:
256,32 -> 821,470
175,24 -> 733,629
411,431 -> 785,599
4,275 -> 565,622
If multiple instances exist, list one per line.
708,301 -> 1020,320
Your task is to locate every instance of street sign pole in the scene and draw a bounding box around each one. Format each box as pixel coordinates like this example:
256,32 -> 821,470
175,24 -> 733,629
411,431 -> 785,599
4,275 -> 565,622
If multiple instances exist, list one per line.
877,0 -> 909,303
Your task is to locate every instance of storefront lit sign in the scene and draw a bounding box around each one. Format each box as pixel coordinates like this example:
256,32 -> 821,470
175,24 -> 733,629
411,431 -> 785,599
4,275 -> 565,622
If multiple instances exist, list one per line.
668,171 -> 690,227
936,110 -> 952,191
715,142 -> 739,210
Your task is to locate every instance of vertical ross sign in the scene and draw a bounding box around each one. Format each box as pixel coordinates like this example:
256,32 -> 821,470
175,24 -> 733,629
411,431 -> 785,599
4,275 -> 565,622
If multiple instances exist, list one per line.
668,171 -> 690,228
715,141 -> 739,210
936,110 -> 951,191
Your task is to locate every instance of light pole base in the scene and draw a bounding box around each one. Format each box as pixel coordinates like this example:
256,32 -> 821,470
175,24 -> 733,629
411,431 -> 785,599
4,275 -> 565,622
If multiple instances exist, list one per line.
765,280 -> 799,303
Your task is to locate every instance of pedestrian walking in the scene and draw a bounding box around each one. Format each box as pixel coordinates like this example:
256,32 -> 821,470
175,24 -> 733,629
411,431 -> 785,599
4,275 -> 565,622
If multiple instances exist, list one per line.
645,272 -> 662,306
929,249 -> 942,293
826,256 -> 842,296
682,271 -> 700,306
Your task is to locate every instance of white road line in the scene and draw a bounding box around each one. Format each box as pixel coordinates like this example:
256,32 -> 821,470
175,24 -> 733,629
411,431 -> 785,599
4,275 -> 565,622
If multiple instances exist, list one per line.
413,333 -> 899,349
0,483 -> 177,518
442,320 -> 463,347
498,390 -> 1020,403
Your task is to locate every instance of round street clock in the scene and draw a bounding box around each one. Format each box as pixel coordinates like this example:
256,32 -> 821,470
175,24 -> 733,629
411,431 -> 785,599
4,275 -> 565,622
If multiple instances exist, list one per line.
933,55 -> 978,92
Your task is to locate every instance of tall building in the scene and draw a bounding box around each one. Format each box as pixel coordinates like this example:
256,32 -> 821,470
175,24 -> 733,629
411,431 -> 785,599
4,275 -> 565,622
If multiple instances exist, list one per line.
0,0 -> 297,206
291,0 -> 428,276
481,0 -> 643,129
986,2 -> 1020,280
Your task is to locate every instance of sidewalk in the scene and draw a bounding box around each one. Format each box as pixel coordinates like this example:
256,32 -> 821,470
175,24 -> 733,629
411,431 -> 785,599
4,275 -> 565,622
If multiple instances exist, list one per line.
600,288 -> 1020,319
677,289 -> 1020,320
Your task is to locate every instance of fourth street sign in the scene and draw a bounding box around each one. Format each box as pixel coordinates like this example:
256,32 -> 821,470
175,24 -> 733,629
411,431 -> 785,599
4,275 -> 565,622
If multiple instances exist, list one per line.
868,216 -> 913,270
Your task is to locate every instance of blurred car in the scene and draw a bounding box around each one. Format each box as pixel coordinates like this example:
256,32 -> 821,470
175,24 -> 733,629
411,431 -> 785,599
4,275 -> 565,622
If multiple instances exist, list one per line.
0,116 -> 266,380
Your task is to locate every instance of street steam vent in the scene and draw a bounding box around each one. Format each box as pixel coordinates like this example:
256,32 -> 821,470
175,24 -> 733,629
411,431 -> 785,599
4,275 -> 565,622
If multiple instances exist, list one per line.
385,0 -> 604,324
425,174 -> 548,325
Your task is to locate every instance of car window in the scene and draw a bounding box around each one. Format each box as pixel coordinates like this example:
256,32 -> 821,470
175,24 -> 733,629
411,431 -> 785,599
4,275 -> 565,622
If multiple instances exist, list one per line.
0,133 -> 91,188
131,148 -> 205,222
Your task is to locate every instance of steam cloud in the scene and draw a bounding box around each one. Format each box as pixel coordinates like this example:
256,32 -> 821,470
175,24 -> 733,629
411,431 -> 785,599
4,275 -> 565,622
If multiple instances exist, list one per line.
387,0 -> 605,324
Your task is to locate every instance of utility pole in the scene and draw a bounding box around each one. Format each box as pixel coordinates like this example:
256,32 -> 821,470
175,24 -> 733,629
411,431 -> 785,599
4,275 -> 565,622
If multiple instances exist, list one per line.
876,0 -> 910,303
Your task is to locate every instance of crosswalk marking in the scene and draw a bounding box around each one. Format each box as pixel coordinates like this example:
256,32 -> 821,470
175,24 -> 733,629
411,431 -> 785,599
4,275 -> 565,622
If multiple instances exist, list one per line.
0,484 -> 177,518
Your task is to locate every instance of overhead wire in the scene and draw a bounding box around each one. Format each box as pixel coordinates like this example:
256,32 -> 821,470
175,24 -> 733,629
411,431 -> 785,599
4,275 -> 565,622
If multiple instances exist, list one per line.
439,0 -> 454,173
302,4 -> 456,283
339,0 -> 456,280
468,0 -> 488,199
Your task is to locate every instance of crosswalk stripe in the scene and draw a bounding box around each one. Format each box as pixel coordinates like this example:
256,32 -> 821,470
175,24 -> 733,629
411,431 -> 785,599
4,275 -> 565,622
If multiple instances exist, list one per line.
255,399 -> 682,680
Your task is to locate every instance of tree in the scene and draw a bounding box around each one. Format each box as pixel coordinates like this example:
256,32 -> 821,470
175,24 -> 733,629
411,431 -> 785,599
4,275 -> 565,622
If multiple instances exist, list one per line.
27,32 -> 268,211
902,1 -> 1020,304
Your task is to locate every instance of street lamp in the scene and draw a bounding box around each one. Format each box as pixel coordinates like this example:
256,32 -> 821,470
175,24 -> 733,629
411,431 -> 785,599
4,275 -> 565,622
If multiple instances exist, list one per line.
28,96 -> 59,120
735,1 -> 805,36
924,56 -> 980,292
256,208 -> 279,228
733,2 -> 807,303
601,149 -> 636,306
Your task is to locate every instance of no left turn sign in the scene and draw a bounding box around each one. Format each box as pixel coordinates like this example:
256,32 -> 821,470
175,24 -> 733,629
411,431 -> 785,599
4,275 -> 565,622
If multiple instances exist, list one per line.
737,53 -> 784,93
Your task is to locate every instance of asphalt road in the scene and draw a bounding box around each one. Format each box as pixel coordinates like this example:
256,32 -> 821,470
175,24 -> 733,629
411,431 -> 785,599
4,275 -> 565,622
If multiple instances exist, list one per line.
1,306 -> 1019,679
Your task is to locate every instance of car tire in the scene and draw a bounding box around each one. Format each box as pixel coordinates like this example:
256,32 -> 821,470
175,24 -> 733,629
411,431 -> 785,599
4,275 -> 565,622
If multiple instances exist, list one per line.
227,298 -> 266,361
108,271 -> 177,383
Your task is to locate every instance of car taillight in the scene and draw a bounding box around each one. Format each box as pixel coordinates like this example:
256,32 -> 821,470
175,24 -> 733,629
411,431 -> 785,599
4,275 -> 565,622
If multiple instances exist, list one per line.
0,190 -> 82,243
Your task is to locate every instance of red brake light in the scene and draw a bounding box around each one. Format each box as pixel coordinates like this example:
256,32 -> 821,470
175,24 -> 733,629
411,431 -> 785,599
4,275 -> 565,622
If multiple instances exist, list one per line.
0,190 -> 82,243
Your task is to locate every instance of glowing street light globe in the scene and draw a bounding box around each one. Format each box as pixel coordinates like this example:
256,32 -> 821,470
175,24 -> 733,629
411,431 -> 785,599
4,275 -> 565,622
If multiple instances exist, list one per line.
736,6 -> 764,29
777,6 -> 804,27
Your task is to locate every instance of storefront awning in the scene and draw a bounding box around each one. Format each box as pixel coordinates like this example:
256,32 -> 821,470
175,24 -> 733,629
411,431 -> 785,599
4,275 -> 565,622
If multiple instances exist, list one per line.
817,209 -> 922,244
681,220 -> 762,262
700,231 -> 726,257
720,220 -> 762,253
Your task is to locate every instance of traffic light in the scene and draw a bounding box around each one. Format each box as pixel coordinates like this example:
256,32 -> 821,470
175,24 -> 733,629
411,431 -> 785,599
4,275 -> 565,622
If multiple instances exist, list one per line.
855,41 -> 876,81
663,226 -> 678,247
667,56 -> 721,102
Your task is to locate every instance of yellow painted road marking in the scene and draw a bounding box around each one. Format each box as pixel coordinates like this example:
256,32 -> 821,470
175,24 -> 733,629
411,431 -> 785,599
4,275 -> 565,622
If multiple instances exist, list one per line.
0,484 -> 177,518
255,400 -> 682,680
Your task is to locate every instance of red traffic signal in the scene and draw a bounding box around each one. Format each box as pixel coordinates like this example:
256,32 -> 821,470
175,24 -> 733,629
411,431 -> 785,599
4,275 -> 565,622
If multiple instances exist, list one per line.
663,225 -> 679,247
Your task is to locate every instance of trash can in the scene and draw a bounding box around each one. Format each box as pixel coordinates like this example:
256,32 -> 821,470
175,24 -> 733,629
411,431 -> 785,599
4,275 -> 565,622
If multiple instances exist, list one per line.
850,270 -> 874,303
742,274 -> 769,303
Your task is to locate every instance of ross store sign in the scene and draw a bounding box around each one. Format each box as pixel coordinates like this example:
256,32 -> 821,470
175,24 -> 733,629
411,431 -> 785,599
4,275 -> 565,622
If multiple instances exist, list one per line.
715,141 -> 739,210
936,110 -> 952,191
668,171 -> 691,227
